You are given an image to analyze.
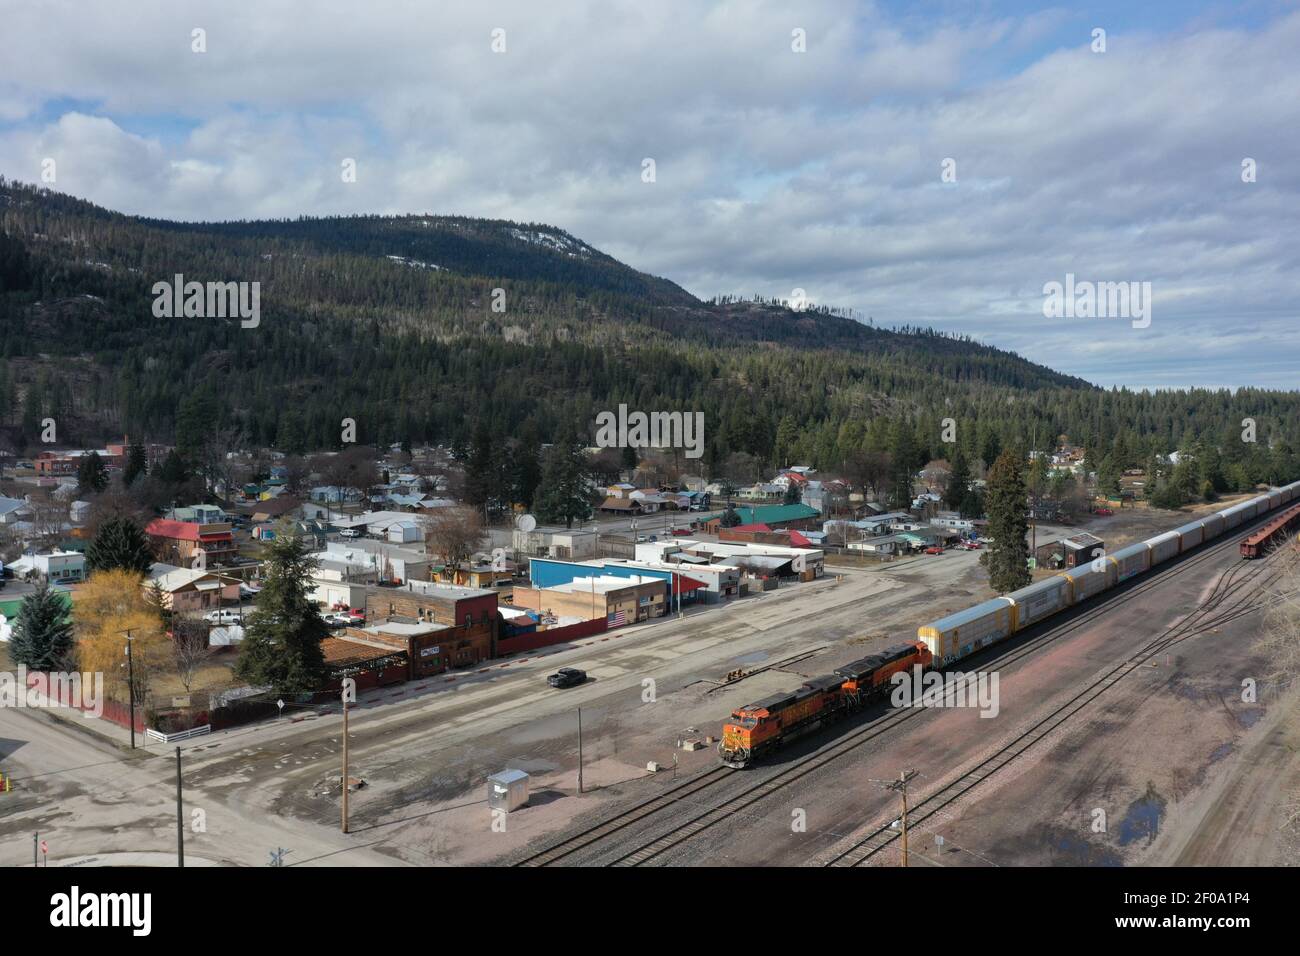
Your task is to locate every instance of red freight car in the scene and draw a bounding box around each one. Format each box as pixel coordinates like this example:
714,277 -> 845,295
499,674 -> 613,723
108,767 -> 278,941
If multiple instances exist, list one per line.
1241,502 -> 1300,558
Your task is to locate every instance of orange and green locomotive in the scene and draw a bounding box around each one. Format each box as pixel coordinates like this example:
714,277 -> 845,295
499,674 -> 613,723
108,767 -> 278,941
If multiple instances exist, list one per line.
718,641 -> 932,768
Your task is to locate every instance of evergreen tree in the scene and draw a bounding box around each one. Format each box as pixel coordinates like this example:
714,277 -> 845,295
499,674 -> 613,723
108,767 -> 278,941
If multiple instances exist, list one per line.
945,447 -> 971,511
77,451 -> 109,494
982,449 -> 1031,592
1096,454 -> 1121,497
720,506 -> 742,528
463,421 -> 497,518
156,448 -> 189,485
534,433 -> 593,529
86,517 -> 155,575
510,424 -> 543,509
8,579 -> 74,670
235,531 -> 327,693
782,482 -> 802,505
123,441 -> 148,487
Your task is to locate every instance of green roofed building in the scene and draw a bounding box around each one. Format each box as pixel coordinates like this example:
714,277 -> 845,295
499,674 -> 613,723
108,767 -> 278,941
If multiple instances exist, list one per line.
729,503 -> 820,529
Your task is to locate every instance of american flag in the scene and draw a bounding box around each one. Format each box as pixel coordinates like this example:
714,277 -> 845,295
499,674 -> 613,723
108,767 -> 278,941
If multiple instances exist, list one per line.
609,610 -> 627,627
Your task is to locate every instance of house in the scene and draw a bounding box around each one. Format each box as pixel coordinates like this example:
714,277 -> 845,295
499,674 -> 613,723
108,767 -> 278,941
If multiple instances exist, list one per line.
847,534 -> 901,555
311,540 -> 431,585
512,526 -> 599,560
7,549 -> 87,584
145,563 -> 242,615
146,519 -> 238,567
249,496 -> 304,524
0,496 -> 31,525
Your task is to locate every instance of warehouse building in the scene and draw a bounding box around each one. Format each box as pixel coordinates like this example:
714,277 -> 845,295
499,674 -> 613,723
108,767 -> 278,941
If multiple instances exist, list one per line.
511,574 -> 671,628
364,580 -> 498,665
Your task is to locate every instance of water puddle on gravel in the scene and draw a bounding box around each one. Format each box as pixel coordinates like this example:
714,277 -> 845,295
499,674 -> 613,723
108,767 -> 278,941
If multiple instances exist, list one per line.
1117,785 -> 1167,847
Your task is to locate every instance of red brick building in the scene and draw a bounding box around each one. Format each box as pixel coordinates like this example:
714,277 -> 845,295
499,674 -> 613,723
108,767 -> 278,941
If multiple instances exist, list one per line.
364,581 -> 498,667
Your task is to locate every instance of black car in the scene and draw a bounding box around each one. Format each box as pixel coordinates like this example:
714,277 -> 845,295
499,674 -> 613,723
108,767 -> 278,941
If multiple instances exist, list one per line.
547,667 -> 587,689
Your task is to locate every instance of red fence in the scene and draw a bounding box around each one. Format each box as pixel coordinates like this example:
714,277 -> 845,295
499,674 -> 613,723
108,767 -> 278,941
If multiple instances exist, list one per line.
497,617 -> 609,655
25,671 -> 146,732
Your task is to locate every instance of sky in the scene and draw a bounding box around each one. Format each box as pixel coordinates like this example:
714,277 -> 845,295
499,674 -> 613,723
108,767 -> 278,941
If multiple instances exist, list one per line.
1,0 -> 1297,391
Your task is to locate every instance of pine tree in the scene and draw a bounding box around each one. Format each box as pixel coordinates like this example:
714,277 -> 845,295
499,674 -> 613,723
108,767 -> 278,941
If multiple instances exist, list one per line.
1096,454 -> 1121,497
945,446 -> 971,511
86,517 -> 155,575
77,451 -> 109,494
982,449 -> 1031,592
8,579 -> 74,670
534,434 -> 593,529
156,448 -> 189,485
235,531 -> 327,693
123,441 -> 148,486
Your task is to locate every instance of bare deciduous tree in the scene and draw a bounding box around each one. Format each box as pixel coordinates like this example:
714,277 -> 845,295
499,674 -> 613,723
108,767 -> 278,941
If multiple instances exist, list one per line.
171,617 -> 212,694
420,506 -> 487,575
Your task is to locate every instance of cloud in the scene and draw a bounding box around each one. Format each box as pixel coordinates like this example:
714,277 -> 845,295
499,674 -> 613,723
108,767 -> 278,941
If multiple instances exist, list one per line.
1,1 -> 1297,389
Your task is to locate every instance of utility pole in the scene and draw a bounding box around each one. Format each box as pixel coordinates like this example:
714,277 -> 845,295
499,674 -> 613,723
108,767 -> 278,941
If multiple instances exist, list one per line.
123,629 -> 136,749
341,695 -> 350,833
576,707 -> 584,795
879,769 -> 918,867
33,832 -> 37,868
175,747 -> 185,867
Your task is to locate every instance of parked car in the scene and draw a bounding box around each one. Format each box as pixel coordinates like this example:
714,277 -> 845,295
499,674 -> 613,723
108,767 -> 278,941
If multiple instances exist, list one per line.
1094,507 -> 1114,516
320,611 -> 350,629
923,545 -> 945,555
961,540 -> 982,550
340,528 -> 362,538
671,528 -> 693,537
203,608 -> 244,625
238,582 -> 261,600
635,534 -> 649,543
547,667 -> 587,689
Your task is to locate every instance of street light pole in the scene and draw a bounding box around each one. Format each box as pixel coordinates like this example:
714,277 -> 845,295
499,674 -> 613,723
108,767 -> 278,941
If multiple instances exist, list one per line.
175,746 -> 185,867
576,707 -> 584,795
123,629 -> 136,749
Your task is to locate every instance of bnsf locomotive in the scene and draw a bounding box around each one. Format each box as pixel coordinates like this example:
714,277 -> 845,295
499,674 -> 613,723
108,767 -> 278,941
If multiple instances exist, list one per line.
718,641 -> 932,768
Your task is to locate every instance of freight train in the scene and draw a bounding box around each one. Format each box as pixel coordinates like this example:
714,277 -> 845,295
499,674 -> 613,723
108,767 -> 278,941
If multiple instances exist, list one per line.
1240,502 -> 1300,558
919,481 -> 1300,666
718,482 -> 1300,768
718,642 -> 931,768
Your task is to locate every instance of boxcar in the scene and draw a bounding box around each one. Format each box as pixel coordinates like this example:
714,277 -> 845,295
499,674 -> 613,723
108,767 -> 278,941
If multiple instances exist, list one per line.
1222,503 -> 1252,530
1110,542 -> 1150,582
1200,512 -> 1225,541
1058,561 -> 1116,604
1268,490 -> 1284,511
1174,520 -> 1205,551
1006,576 -> 1070,629
1148,530 -> 1181,566
917,597 -> 1014,666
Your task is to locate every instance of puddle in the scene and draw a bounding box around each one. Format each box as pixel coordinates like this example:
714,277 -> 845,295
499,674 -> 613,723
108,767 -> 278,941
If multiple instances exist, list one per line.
1117,784 -> 1167,847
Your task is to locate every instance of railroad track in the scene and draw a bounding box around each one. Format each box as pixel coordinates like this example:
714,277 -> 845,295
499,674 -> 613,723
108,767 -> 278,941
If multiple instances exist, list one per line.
819,544 -> 1292,867
512,513 -> 1284,867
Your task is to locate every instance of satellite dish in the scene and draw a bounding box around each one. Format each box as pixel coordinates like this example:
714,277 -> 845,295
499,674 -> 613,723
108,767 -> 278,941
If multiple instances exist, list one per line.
515,513 -> 537,533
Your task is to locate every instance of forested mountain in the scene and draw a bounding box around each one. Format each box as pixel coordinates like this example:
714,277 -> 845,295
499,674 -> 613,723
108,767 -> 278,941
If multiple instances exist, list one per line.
1,177 -> 1297,488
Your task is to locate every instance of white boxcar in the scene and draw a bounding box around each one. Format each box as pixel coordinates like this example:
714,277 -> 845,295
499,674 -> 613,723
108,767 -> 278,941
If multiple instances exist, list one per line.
1059,561 -> 1116,603
1007,576 -> 1070,629
1110,542 -> 1150,582
1174,520 -> 1204,551
1222,503 -> 1252,529
917,597 -> 1015,666
1148,530 -> 1181,566
1268,490 -> 1284,511
1200,512 -> 1225,541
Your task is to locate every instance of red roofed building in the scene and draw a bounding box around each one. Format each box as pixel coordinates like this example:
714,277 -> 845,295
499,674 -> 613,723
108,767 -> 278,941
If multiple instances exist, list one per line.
146,519 -> 238,567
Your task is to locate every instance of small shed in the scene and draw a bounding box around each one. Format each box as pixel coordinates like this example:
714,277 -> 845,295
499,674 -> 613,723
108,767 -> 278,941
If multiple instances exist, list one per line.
487,769 -> 530,813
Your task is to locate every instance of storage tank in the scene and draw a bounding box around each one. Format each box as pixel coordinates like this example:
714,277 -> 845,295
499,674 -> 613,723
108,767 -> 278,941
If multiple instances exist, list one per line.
917,597 -> 1014,666
1006,577 -> 1070,628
